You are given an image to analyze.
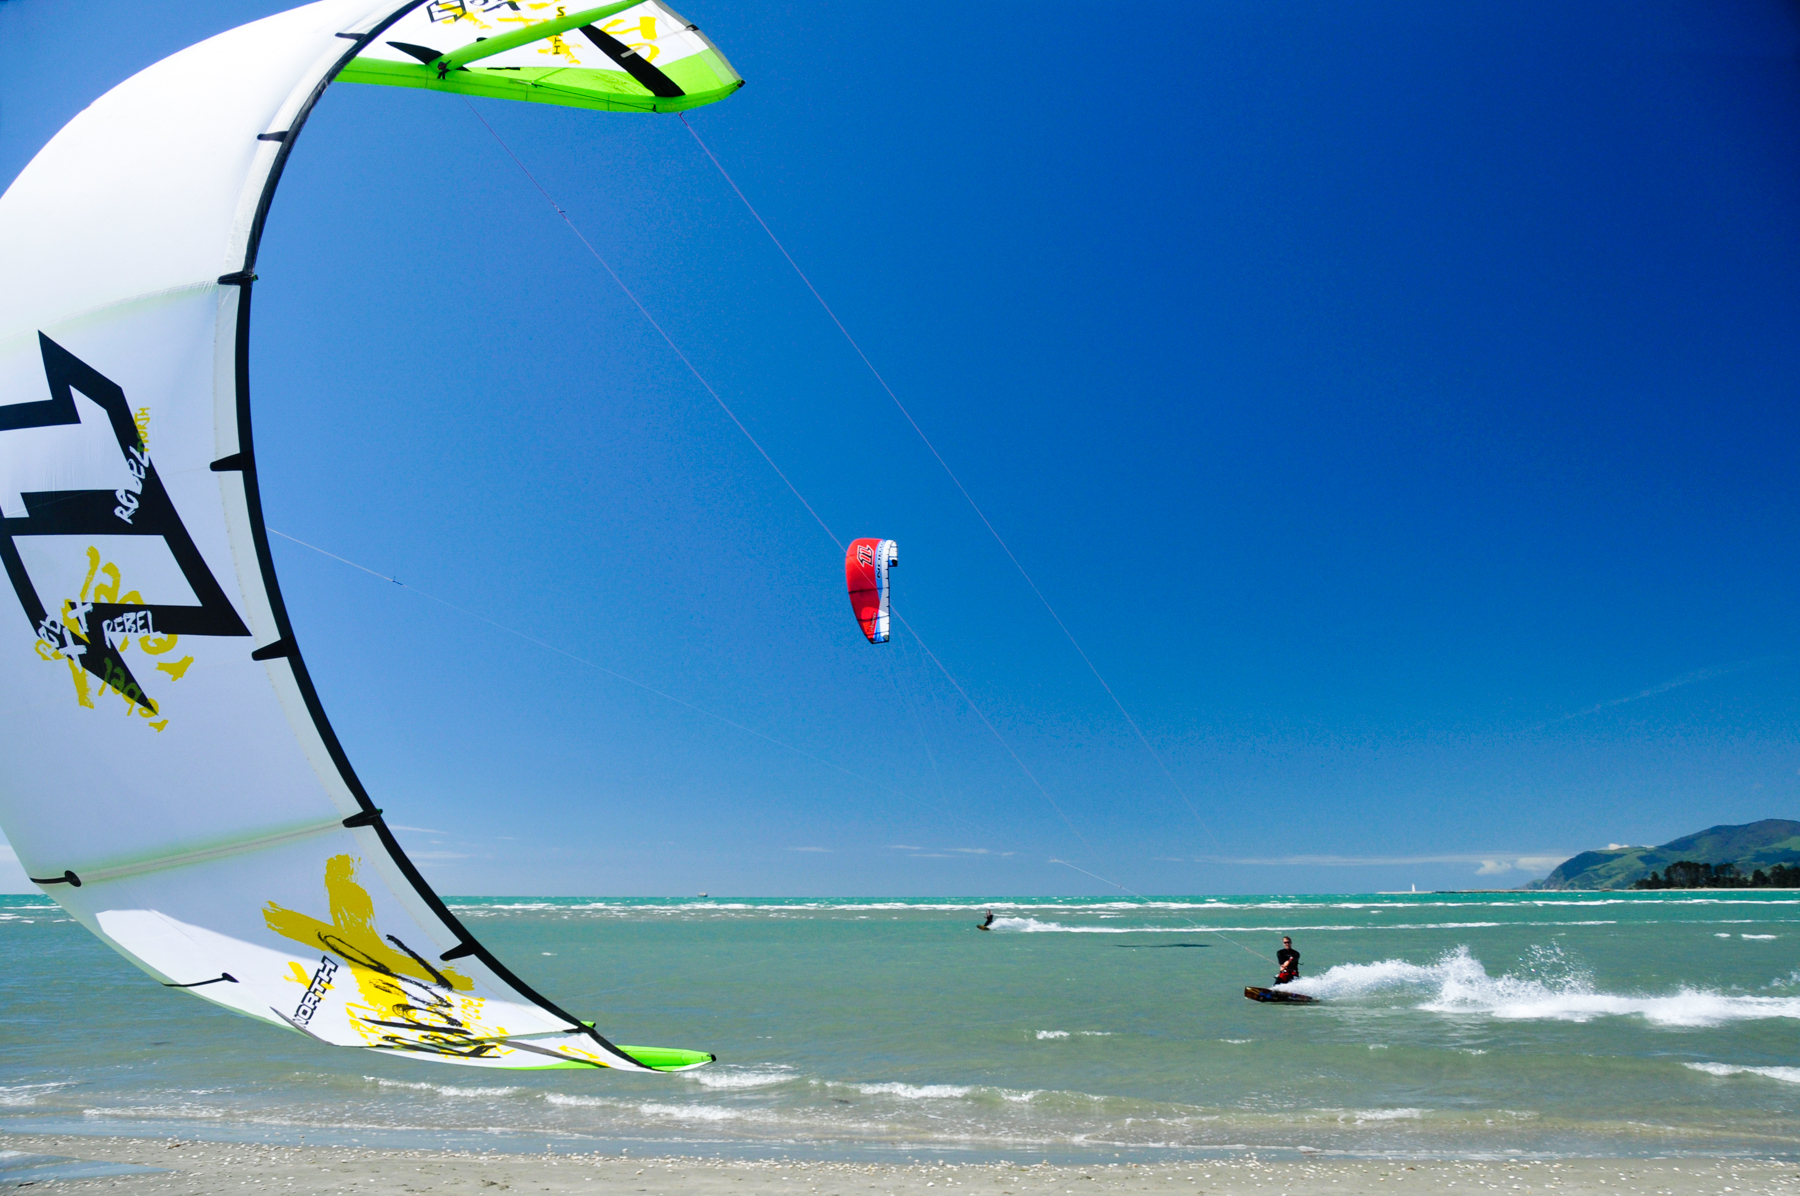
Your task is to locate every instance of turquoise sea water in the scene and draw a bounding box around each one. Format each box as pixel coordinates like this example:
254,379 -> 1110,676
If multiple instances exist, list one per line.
2,892 -> 1798,1162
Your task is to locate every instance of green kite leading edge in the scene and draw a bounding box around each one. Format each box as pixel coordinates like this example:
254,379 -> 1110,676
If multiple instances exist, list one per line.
0,0 -> 740,1071
342,0 -> 742,111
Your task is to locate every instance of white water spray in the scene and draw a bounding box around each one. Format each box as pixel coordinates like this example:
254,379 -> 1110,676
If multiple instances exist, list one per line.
1288,945 -> 1800,1027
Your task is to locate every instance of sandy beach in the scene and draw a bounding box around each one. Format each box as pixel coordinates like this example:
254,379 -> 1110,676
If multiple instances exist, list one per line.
4,1135 -> 1797,1196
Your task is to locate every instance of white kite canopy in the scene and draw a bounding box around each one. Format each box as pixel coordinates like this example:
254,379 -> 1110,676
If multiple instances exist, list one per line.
0,0 -> 733,1072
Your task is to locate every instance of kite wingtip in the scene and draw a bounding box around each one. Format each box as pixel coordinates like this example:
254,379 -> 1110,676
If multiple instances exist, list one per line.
617,1044 -> 717,1072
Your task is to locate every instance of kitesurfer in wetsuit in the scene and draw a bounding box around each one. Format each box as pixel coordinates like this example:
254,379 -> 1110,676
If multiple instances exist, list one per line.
1274,936 -> 1300,985
979,910 -> 995,929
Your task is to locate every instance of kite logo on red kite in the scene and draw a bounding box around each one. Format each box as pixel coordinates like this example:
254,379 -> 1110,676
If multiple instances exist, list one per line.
856,544 -> 874,568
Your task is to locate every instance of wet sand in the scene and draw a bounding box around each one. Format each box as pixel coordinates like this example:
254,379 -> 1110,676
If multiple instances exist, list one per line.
4,1134 -> 1797,1196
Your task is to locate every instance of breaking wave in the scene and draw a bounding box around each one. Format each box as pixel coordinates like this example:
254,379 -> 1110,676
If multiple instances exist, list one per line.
365,1077 -> 521,1098
989,917 -> 1601,935
1284,945 -> 1800,1027
687,1066 -> 799,1090
1685,1062 -> 1800,1084
0,1083 -> 70,1106
855,1082 -> 973,1100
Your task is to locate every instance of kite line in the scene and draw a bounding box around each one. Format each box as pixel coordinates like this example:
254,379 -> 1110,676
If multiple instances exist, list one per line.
271,531 -> 1021,851
460,101 -> 1128,870
267,528 -> 889,792
460,98 -> 839,550
464,98 -> 1094,850
677,114 -> 1217,848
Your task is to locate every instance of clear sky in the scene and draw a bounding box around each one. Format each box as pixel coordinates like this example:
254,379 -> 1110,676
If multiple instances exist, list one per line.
4,0 -> 1799,896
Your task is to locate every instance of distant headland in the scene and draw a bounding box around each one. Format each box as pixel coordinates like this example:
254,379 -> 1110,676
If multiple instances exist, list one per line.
1525,818 -> 1800,890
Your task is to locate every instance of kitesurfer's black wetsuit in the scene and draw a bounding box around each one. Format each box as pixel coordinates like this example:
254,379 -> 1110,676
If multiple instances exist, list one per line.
1274,947 -> 1300,985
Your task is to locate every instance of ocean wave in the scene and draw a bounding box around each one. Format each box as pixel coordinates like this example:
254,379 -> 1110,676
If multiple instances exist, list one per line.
855,1082 -> 973,1099
365,1076 -> 521,1098
1684,1062 -> 1800,1084
635,1102 -> 746,1122
1284,946 -> 1800,1026
989,917 -> 1171,934
0,1082 -> 69,1106
1339,1107 -> 1425,1122
989,917 -> 1602,935
447,900 -> 1259,916
82,1102 -> 230,1122
1035,1030 -> 1070,1039
37,1074 -> 1765,1157
436,895 -> 1800,917
686,1067 -> 798,1090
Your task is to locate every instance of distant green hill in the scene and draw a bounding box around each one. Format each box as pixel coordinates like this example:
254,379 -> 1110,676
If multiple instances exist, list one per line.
1529,819 -> 1800,890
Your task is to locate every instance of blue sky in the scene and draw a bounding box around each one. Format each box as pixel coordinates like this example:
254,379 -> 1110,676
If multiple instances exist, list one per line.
4,0 -> 1800,895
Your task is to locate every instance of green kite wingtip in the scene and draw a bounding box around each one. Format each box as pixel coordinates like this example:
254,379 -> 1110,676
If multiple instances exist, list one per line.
616,1045 -> 717,1071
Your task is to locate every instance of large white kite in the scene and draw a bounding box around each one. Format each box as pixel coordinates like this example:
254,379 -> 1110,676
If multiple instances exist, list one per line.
0,0 -> 741,1072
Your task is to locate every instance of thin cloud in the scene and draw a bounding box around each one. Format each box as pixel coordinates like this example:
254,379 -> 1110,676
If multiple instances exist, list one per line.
1540,658 -> 1777,728
1194,852 -> 1566,873
1479,856 -> 1563,875
786,846 -> 832,853
392,825 -> 450,834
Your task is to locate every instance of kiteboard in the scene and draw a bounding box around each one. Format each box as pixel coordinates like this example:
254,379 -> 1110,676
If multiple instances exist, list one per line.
1245,986 -> 1318,1004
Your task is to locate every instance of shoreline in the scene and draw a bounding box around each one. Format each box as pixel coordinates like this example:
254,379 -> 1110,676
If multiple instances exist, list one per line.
5,1134 -> 1799,1196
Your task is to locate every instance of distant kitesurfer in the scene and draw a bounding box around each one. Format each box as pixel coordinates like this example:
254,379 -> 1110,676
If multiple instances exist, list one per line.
1274,936 -> 1300,985
979,910 -> 995,930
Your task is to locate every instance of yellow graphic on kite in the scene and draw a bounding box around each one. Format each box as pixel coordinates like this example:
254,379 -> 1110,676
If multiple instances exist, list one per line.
264,855 -> 512,1060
